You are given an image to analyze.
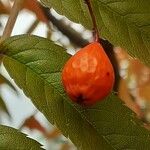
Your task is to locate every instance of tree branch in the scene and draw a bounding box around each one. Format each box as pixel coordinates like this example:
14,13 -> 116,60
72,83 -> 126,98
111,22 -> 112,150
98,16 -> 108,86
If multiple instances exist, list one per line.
41,7 -> 89,47
0,0 -> 24,43
26,19 -> 39,34
85,0 -> 99,42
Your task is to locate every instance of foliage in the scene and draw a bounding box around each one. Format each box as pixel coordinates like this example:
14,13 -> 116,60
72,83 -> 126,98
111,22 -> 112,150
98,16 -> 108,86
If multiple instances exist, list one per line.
0,125 -> 43,149
41,0 -> 150,67
0,35 -> 150,149
0,0 -> 150,149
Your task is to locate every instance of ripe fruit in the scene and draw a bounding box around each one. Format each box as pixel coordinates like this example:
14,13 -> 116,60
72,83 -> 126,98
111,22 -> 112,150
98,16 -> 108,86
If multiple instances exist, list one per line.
62,42 -> 115,106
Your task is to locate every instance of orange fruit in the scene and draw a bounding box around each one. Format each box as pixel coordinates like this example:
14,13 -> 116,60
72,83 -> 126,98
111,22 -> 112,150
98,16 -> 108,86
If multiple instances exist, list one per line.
62,42 -> 115,106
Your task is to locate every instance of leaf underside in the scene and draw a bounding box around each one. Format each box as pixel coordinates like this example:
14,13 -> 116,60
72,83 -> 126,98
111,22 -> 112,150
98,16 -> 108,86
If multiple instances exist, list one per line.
1,35 -> 150,150
0,125 -> 43,149
41,0 -> 150,67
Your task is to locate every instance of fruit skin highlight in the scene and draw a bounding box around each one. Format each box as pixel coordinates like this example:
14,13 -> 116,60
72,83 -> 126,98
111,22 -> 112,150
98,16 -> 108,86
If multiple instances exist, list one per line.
62,42 -> 115,106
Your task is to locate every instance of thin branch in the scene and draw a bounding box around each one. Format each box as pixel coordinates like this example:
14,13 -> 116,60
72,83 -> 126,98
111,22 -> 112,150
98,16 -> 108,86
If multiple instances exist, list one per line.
0,0 -> 24,43
46,27 -> 52,39
42,7 -> 89,47
84,0 -> 120,90
46,23 -> 52,34
26,19 -> 39,34
85,0 -> 99,42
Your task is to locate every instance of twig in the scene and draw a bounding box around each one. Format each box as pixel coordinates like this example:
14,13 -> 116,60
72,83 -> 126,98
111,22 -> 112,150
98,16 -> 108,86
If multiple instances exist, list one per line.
46,23 -> 52,35
85,0 -> 99,42
84,0 -> 120,90
42,7 -> 89,47
46,27 -> 52,39
26,19 -> 39,34
0,0 -> 24,43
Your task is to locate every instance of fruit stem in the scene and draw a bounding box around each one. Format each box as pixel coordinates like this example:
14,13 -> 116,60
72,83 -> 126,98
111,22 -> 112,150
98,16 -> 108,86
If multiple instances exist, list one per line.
85,0 -> 99,42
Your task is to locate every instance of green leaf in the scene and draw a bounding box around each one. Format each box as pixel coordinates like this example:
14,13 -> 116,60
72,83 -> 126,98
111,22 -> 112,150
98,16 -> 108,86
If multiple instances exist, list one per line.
41,0 -> 92,29
91,0 -> 150,66
0,96 -> 10,117
1,35 -> 150,149
41,0 -> 150,67
0,125 -> 43,149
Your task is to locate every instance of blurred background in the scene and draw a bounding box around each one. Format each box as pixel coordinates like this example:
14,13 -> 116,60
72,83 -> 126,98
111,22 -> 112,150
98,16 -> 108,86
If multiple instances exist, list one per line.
0,0 -> 150,149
